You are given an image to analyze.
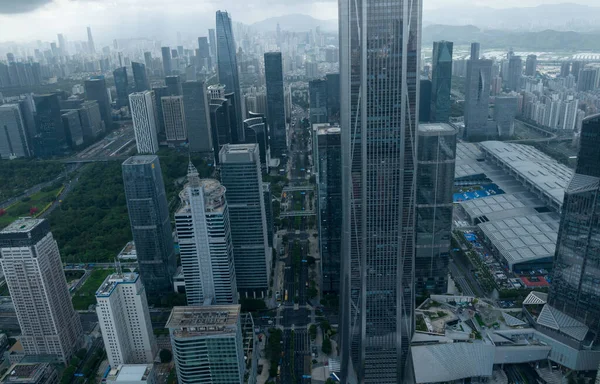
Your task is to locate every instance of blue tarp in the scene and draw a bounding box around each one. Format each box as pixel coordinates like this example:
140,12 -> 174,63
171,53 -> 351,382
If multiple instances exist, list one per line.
454,183 -> 505,203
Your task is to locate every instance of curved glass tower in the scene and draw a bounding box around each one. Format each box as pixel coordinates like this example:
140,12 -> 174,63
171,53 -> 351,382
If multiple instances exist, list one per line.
339,0 -> 422,382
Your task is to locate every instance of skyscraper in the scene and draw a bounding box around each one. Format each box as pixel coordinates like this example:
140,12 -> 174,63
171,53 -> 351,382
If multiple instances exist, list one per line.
339,0 -> 421,381
165,75 -> 182,96
161,96 -> 187,144
129,91 -> 159,154
0,104 -> 30,159
197,37 -> 211,71
167,306 -> 244,384
161,47 -> 172,76
84,77 -> 112,129
96,272 -> 157,367
549,114 -> 600,333
525,54 -> 537,76
264,52 -> 287,156
464,43 -> 493,140
113,67 -> 129,108
132,62 -> 150,92
219,144 -> 270,296
494,96 -> 518,139
33,94 -> 67,158
61,109 -> 84,148
507,55 -> 523,91
216,11 -> 243,142
243,114 -> 268,171
326,73 -> 340,123
152,86 -> 168,134
57,33 -> 67,55
577,68 -> 597,92
309,78 -> 328,124
78,100 -> 105,143
0,219 -> 82,363
87,26 -> 95,54
415,123 -> 456,297
122,156 -> 177,296
431,41 -> 453,123
208,28 -> 217,58
175,164 -> 237,305
210,98 -> 231,160
560,61 -> 571,78
182,81 -> 213,154
314,125 -> 342,295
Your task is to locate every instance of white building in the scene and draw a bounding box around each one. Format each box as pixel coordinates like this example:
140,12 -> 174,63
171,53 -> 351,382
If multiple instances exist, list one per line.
175,163 -> 237,305
0,218 -> 82,363
104,364 -> 156,384
129,91 -> 159,154
96,272 -> 157,367
161,96 -> 187,144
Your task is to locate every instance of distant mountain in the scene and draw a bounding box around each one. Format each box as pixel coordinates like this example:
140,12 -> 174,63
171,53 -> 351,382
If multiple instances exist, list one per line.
423,3 -> 600,32
422,25 -> 600,51
250,14 -> 337,33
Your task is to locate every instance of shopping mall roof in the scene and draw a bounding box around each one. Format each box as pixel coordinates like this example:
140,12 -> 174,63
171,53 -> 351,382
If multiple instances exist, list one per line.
459,192 -> 545,224
455,142 -> 487,179
478,213 -> 559,270
479,141 -> 572,209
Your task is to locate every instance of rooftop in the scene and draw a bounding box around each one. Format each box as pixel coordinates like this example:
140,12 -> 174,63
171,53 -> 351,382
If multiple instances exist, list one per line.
459,192 -> 545,223
166,305 -> 240,336
455,142 -> 486,179
122,155 -> 158,165
1,363 -> 52,383
105,364 -> 153,382
96,272 -> 139,297
0,218 -> 43,234
418,122 -> 457,134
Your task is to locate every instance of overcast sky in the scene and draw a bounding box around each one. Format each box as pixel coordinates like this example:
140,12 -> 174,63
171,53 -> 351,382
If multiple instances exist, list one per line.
0,0 -> 597,44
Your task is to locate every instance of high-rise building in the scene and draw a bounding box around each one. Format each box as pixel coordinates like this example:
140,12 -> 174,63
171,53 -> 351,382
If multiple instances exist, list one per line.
0,104 -> 30,159
210,98 -> 231,160
57,33 -> 67,55
309,78 -> 328,124
572,61 -> 584,82
144,52 -> 153,71
0,219 -> 82,363
61,109 -> 84,148
151,86 -> 168,134
550,114 -> 600,334
84,77 -> 112,129
208,28 -> 217,58
577,68 -> 597,92
464,44 -> 493,140
167,305 -> 244,384
96,272 -> 157,367
415,124 -> 456,297
507,55 -> 523,92
122,156 -> 177,296
326,73 -> 340,123
182,81 -> 213,154
431,41 -> 453,123
219,144 -> 270,296
33,94 -> 67,158
314,124 -> 342,295
216,11 -> 243,142
132,62 -> 150,92
129,91 -> 159,154
197,37 -> 211,71
262,182 -> 274,248
78,100 -> 105,143
338,0 -> 421,381
165,75 -> 182,96
87,26 -> 95,54
264,52 -> 287,156
494,96 -> 519,138
419,78 -> 432,122
471,42 -> 480,60
175,164 -> 237,305
243,114 -> 268,170
113,67 -> 129,108
560,61 -> 571,78
525,54 -> 537,76
161,47 -> 172,76
161,96 -> 187,144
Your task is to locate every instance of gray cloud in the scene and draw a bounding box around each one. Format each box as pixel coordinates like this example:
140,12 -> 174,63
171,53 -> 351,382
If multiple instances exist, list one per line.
0,0 -> 53,14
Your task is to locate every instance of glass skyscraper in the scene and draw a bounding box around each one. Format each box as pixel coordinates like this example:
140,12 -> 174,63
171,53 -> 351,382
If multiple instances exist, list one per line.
216,11 -> 243,142
113,67 -> 129,108
430,41 -> 453,123
550,114 -> 600,333
264,52 -> 287,157
464,43 -> 493,140
339,0 -> 421,382
132,62 -> 149,92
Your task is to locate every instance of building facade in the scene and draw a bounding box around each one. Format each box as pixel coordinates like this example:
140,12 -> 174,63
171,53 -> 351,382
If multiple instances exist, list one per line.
464,44 -> 493,140
309,79 -> 328,124
431,41 -> 453,123
161,47 -> 172,76
84,77 -> 112,129
161,96 -> 187,144
0,104 -> 30,159
122,156 -> 177,296
0,219 -> 82,363
132,62 -> 150,92
113,67 -> 129,108
96,272 -> 157,367
182,81 -> 213,154
339,0 -> 421,381
265,52 -> 287,156
494,96 -> 518,139
129,91 -> 159,154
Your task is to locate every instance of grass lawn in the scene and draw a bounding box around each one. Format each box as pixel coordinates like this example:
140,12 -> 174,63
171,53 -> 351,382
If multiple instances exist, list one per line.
0,186 -> 63,229
71,269 -> 114,310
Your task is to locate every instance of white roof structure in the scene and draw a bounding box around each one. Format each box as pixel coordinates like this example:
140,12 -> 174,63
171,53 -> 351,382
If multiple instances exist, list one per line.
523,291 -> 548,305
456,142 -> 486,179
459,193 -> 545,224
502,312 -> 527,327
537,305 -> 589,341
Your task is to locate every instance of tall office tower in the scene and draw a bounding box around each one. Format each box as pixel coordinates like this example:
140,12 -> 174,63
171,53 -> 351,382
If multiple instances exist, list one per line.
167,306 -> 244,384
0,62 -> 10,87
326,73 -> 340,123
0,104 -> 30,159
419,78 -> 432,122
113,67 -> 129,108
84,77 -> 112,129
550,114 -> 600,334
208,28 -> 217,58
33,94 -> 67,158
197,37 -> 211,71
216,10 -> 243,142
122,156 -> 177,296
185,65 -> 196,81
262,183 -> 274,247
471,42 -> 480,60
264,52 -> 286,157
132,62 -> 150,92
129,91 -> 159,154
210,98 -> 231,159
175,165 -> 237,305
314,125 -> 342,295
338,0 -> 421,381
572,61 -> 583,82
79,100 -> 105,143
57,33 -> 67,55
161,47 -> 172,76
0,219 -> 82,363
494,96 -> 518,138
309,78 -> 328,124
152,86 -> 168,134
525,54 -> 537,76
243,114 -> 268,171
182,81 -> 213,153
415,124 -> 456,297
165,75 -> 182,96
161,96 -> 187,144
560,61 -> 571,78
87,26 -> 95,54
96,272 -> 157,367
464,54 -> 493,140
219,144 -> 270,296
61,109 -> 84,148
577,68 -> 597,92
144,52 -> 153,71
431,41 -> 453,123
507,56 -> 523,91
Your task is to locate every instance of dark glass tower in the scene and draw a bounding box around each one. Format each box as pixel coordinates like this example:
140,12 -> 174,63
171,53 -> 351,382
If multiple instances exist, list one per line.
132,62 -> 150,92
182,81 -> 213,154
216,11 -> 243,142
309,79 -> 328,124
507,55 -> 523,92
197,37 -> 211,70
431,41 -> 453,123
464,43 -> 493,140
84,77 -> 112,129
208,29 -> 217,58
326,73 -> 340,123
244,113 -> 269,171
210,98 -> 231,162
550,114 -> 600,333
165,75 -> 182,96
33,94 -> 67,158
264,52 -> 286,157
113,67 -> 129,108
161,46 -> 172,76
122,155 -> 177,296
339,0 -> 421,381
525,54 -> 537,76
